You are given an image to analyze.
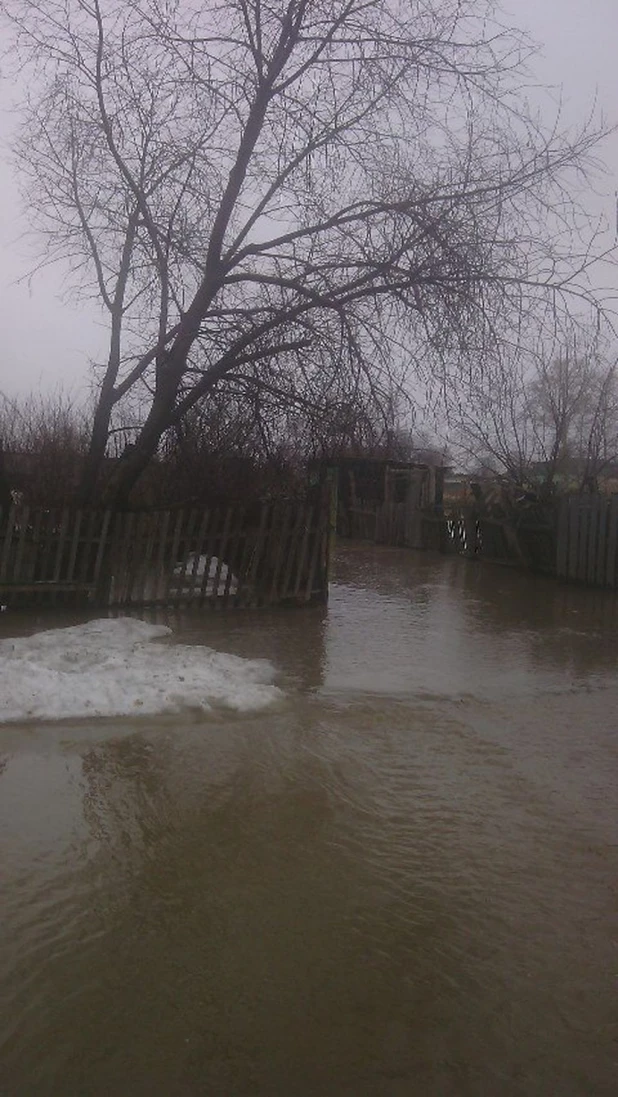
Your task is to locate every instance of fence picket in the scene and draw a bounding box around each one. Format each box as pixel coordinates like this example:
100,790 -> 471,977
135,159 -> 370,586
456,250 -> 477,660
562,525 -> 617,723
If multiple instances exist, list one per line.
281,505 -> 305,600
606,499 -> 618,588
211,508 -> 233,609
118,512 -> 135,605
185,509 -> 210,603
0,506 -> 16,582
153,510 -> 171,603
595,500 -> 608,585
268,505 -> 291,604
294,506 -> 313,599
586,501 -> 599,585
66,509 -> 83,584
13,507 -> 31,585
556,499 -> 568,578
174,509 -> 198,606
52,508 -> 70,583
567,502 -> 578,582
79,510 -> 98,587
304,518 -> 324,602
223,508 -> 245,607
164,510 -> 185,603
193,508 -> 217,605
236,509 -> 262,607
140,512 -> 160,603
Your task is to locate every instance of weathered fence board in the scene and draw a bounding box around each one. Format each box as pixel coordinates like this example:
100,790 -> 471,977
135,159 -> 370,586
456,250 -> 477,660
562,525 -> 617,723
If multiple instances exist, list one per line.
345,505 -> 377,541
597,501 -> 608,585
0,497 -> 331,609
607,500 -> 618,586
557,496 -> 618,588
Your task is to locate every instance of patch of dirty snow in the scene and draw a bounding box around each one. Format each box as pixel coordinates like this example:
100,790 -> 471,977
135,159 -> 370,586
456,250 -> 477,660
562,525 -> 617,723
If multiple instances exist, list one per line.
0,618 -> 281,724
172,554 -> 238,595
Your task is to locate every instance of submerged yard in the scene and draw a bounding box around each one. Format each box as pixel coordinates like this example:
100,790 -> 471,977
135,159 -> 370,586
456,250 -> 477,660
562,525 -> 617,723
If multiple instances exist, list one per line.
1,545 -> 616,1096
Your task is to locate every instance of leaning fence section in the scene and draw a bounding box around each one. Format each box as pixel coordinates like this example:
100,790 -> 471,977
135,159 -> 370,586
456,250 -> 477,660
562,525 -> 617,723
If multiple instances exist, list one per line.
0,500 -> 330,609
0,506 -> 111,604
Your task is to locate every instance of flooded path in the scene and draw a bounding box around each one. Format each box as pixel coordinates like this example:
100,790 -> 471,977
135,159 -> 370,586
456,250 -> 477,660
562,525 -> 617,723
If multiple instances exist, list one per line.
1,546 -> 617,1096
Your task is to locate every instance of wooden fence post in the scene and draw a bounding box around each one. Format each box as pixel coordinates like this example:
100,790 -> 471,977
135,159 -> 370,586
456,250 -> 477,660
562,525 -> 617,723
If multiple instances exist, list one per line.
326,466 -> 338,581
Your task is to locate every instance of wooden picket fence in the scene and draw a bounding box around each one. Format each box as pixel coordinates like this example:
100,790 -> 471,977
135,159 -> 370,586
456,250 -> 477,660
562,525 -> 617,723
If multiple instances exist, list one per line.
556,495 -> 618,587
0,500 -> 330,609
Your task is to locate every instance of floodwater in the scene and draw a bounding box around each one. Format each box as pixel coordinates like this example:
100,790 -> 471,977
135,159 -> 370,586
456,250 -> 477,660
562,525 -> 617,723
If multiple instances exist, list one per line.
1,545 -> 617,1097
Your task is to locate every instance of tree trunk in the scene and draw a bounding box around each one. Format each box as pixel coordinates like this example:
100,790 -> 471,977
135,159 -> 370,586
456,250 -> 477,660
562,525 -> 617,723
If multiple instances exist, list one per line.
100,391 -> 176,507
101,444 -> 154,507
77,393 -> 116,506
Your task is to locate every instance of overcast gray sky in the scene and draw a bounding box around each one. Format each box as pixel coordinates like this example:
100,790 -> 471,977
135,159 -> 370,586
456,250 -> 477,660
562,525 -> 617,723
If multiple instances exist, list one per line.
1,0 -> 617,398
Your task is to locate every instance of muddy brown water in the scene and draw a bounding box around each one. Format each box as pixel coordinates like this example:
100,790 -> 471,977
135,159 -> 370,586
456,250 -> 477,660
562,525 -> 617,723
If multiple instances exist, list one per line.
1,545 -> 617,1097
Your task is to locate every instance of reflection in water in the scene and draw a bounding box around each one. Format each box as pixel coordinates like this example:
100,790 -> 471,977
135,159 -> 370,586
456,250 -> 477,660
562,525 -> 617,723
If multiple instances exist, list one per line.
1,545 -> 617,1097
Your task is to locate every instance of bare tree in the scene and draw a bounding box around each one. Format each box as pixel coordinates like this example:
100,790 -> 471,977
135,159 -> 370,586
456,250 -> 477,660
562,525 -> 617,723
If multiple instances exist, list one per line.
449,353 -> 538,485
450,332 -> 618,492
1,0 -> 612,505
530,352 -> 618,490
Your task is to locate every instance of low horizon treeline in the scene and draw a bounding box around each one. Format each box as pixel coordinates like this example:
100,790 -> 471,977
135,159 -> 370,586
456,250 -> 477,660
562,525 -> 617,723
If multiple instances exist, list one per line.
0,389 -> 429,511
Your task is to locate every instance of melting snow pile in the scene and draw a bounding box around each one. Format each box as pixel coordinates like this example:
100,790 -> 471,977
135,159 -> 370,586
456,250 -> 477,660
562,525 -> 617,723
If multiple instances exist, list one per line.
0,618 -> 281,724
